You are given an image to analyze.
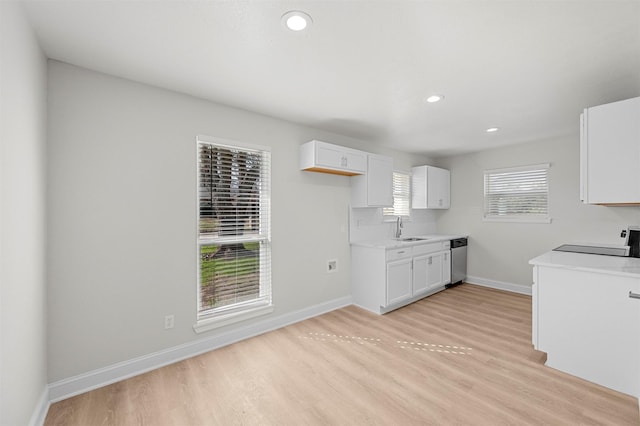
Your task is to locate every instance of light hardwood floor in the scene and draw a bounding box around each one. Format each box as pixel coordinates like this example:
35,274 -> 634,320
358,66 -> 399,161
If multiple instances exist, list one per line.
45,284 -> 640,425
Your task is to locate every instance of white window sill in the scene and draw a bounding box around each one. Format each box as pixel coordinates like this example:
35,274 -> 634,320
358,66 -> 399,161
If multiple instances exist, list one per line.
193,303 -> 274,334
483,216 -> 552,224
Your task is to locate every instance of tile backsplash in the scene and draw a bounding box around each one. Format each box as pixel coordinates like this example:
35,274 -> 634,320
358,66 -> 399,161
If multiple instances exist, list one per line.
349,207 -> 437,243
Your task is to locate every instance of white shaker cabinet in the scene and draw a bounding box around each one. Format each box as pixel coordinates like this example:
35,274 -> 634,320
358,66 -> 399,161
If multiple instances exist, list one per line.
580,96 -> 640,205
351,153 -> 393,207
412,165 -> 450,209
414,241 -> 451,294
352,240 -> 451,314
300,140 -> 367,176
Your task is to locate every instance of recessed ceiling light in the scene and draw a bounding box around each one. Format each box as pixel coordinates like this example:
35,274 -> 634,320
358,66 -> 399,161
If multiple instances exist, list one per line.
486,127 -> 500,133
282,11 -> 312,31
424,95 -> 444,103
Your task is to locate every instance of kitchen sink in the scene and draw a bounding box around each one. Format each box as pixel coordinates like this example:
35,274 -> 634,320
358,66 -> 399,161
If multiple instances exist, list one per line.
396,237 -> 429,242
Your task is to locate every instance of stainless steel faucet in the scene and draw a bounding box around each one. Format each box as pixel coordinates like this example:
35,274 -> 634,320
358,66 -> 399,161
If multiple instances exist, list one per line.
395,216 -> 403,238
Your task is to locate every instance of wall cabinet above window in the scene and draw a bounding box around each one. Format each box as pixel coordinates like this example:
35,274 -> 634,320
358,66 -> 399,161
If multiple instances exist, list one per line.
580,96 -> 640,205
411,165 -> 450,209
300,140 -> 367,176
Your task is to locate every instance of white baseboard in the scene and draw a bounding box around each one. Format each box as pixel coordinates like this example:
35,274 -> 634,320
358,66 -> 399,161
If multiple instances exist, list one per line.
29,385 -> 50,426
465,275 -> 532,296
48,295 -> 352,403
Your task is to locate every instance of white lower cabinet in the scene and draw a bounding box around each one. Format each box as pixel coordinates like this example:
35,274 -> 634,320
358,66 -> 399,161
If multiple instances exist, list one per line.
532,265 -> 640,397
352,240 -> 451,314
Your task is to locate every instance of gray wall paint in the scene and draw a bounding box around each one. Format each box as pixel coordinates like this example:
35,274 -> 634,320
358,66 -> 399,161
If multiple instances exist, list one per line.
0,2 -> 48,425
46,61 -> 429,382
435,135 -> 640,288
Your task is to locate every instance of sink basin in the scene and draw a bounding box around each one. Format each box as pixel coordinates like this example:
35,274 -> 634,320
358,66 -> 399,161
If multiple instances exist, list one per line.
396,237 -> 429,242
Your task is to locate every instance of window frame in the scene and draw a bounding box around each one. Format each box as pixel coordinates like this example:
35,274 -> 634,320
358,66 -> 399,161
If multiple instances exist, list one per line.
194,135 -> 273,333
483,163 -> 551,224
383,170 -> 412,220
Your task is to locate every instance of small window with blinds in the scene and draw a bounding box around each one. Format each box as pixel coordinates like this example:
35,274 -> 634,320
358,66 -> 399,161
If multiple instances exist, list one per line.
483,163 -> 550,223
383,171 -> 411,217
197,136 -> 272,326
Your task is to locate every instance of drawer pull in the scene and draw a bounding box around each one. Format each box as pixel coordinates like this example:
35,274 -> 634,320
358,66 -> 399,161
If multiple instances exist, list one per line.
629,291 -> 640,299
397,251 -> 405,254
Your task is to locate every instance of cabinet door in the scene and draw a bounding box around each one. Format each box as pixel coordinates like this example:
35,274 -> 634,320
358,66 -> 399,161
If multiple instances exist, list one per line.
412,254 -> 429,295
427,167 -> 450,209
314,142 -> 366,174
411,166 -> 428,208
386,258 -> 412,306
442,250 -> 451,285
582,97 -> 640,204
367,155 -> 393,206
426,253 -> 444,290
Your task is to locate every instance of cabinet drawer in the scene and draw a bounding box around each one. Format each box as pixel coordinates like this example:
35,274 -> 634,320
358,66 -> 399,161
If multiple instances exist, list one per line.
386,247 -> 412,261
413,242 -> 444,255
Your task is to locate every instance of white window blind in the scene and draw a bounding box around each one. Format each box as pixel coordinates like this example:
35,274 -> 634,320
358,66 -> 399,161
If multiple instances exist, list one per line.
483,163 -> 550,223
197,136 -> 271,319
383,171 -> 411,217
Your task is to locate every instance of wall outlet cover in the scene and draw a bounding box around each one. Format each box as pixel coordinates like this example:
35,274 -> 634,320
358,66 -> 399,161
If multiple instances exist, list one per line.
327,259 -> 338,273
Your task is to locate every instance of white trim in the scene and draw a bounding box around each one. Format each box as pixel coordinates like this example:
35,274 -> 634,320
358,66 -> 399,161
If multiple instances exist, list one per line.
194,303 -> 274,333
484,162 -> 550,175
465,275 -> 532,296
196,134 -> 271,153
29,385 -> 49,426
48,295 -> 352,403
483,216 -> 552,224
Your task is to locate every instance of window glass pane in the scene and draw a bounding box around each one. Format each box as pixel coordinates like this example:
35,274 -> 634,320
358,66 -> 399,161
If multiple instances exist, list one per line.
200,242 -> 262,311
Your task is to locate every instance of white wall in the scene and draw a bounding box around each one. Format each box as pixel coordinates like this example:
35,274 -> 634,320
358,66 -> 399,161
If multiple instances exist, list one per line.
435,135 -> 640,290
0,2 -> 49,425
46,61 -> 428,383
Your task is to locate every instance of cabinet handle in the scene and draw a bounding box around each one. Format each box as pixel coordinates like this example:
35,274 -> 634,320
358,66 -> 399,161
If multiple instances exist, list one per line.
629,291 -> 640,299
397,251 -> 405,254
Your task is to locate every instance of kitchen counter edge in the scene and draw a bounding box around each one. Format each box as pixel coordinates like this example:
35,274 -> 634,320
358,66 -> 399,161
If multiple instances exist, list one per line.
351,235 -> 466,249
529,250 -> 640,278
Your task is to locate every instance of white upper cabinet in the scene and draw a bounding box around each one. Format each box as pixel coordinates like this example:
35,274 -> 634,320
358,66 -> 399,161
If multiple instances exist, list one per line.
351,154 -> 393,207
411,165 -> 450,209
300,140 -> 367,176
580,96 -> 640,205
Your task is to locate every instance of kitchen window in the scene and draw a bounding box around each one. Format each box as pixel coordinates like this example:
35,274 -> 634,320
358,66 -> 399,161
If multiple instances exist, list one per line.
383,171 -> 411,218
195,135 -> 272,332
483,163 -> 550,223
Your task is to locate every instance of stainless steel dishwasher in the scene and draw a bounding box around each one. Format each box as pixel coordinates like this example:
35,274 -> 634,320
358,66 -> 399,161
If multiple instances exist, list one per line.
449,237 -> 467,286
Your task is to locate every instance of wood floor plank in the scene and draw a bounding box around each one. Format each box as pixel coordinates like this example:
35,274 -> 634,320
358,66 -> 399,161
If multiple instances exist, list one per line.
44,284 -> 640,425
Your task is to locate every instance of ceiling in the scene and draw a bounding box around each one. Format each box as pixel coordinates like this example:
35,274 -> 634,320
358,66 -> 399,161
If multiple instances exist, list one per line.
21,0 -> 640,157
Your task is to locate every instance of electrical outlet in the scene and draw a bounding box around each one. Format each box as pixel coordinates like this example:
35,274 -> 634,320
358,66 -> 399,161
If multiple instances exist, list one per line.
327,259 -> 338,273
164,314 -> 174,329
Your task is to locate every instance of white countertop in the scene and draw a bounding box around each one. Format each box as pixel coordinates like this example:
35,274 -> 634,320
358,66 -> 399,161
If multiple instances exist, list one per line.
529,250 -> 640,278
351,234 -> 466,249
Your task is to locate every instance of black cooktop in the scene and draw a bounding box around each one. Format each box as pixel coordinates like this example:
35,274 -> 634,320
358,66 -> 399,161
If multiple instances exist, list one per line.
553,244 -> 630,257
